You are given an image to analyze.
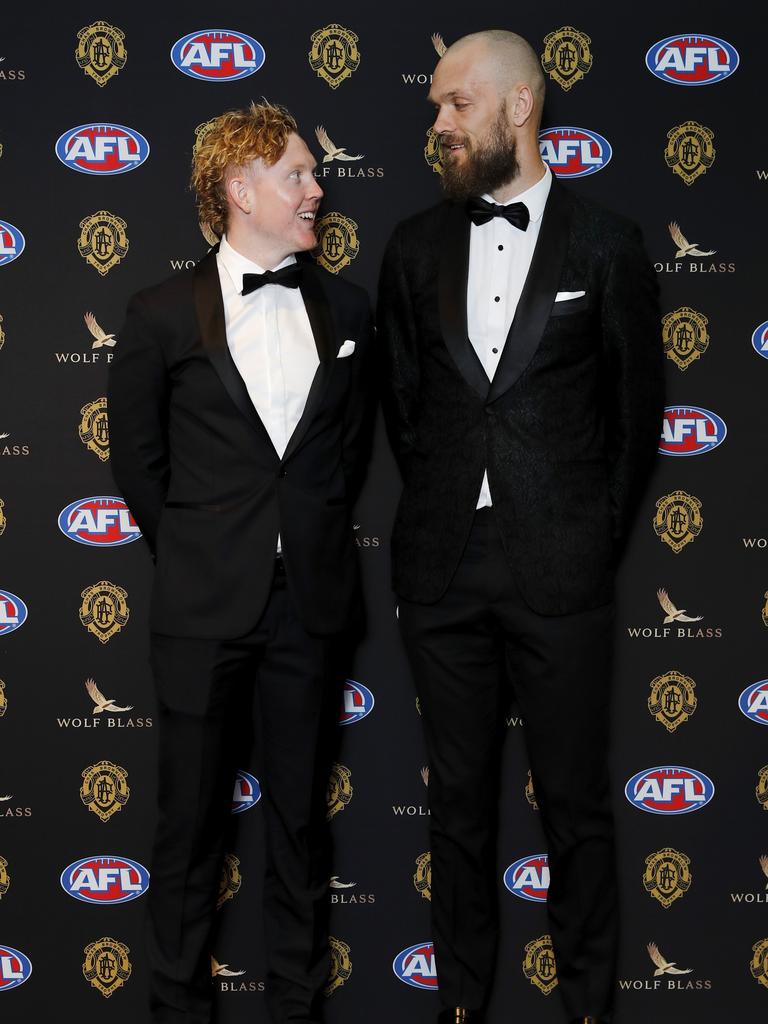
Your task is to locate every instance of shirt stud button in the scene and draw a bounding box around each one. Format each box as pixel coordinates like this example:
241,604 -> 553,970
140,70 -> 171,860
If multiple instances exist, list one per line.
492,347 -> 499,354
494,296 -> 500,302
498,244 -> 504,251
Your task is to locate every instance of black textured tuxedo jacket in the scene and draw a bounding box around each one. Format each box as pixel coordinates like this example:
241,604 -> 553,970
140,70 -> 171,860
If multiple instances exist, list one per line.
108,248 -> 375,639
378,178 -> 664,615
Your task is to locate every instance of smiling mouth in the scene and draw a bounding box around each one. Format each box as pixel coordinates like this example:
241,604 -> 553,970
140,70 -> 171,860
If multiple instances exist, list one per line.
298,211 -> 316,221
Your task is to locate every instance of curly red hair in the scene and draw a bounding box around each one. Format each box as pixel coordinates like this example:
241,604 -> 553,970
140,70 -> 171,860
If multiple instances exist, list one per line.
191,99 -> 298,237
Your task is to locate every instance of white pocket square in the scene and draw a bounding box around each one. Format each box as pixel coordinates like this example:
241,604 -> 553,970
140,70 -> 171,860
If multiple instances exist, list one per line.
337,339 -> 356,358
555,290 -> 586,301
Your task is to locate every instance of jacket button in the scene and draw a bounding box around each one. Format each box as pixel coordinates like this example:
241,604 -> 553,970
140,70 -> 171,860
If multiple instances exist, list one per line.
278,468 -> 287,478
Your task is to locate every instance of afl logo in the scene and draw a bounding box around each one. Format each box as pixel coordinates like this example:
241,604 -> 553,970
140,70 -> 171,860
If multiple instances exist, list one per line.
0,589 -> 28,636
0,221 -> 25,268
55,123 -> 150,175
659,405 -> 727,456
232,770 -> 261,814
752,321 -> 768,359
392,941 -> 438,989
170,29 -> 265,81
58,496 -> 141,547
340,679 -> 375,725
645,34 -> 739,86
0,946 -> 32,991
539,127 -> 612,177
60,855 -> 150,904
738,680 -> 768,726
503,854 -> 549,903
625,765 -> 714,815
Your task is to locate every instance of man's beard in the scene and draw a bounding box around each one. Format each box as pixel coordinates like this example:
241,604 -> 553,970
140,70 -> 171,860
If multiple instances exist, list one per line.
439,103 -> 520,201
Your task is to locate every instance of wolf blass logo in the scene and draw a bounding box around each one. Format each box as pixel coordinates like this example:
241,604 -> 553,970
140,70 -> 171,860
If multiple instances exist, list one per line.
619,942 -> 712,991
329,874 -> 376,905
58,676 -> 151,729
627,588 -> 722,639
0,793 -> 31,817
729,854 -> 768,904
393,766 -> 430,816
212,954 -> 264,994
313,126 -> 383,179
0,53 -> 27,80
55,312 -> 116,365
0,431 -> 30,457
655,221 -> 734,274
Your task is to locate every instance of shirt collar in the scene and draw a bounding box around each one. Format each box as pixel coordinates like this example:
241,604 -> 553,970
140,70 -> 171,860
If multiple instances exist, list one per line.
218,234 -> 297,294
481,165 -> 552,224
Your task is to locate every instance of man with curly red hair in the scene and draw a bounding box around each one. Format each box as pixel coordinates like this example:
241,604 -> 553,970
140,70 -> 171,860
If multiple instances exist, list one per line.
108,100 -> 375,1024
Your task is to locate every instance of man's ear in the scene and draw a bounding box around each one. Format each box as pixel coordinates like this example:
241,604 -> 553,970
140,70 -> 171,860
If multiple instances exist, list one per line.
510,84 -> 535,128
226,170 -> 252,216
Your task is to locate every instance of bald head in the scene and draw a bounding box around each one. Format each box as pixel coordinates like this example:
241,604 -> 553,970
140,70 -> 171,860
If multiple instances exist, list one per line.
442,30 -> 545,120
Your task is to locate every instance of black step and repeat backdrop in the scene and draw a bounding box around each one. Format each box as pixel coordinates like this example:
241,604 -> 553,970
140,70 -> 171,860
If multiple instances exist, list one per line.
1,2 -> 766,1022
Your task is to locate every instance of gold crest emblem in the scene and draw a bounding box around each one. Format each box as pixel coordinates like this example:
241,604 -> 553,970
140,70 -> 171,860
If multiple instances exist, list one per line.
82,937 -> 132,997
525,769 -> 539,811
648,670 -> 697,732
757,766 -> 768,810
762,592 -> 768,628
217,853 -> 242,909
79,397 -> 110,461
80,760 -> 130,822
0,677 -> 6,718
523,935 -> 558,995
541,27 -> 593,91
662,306 -> 709,371
751,938 -> 768,990
327,762 -> 353,820
314,213 -> 359,275
424,127 -> 444,175
0,313 -> 4,352
413,851 -> 432,901
643,847 -> 692,908
75,21 -> 127,87
665,121 -> 716,186
325,935 -> 352,996
78,211 -> 129,275
653,490 -> 703,554
0,497 -> 5,536
0,855 -> 9,899
193,121 -> 222,246
309,24 -> 360,89
79,580 -> 130,643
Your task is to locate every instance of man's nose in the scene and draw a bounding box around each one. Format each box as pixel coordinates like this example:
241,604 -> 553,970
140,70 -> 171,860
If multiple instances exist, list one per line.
432,107 -> 453,135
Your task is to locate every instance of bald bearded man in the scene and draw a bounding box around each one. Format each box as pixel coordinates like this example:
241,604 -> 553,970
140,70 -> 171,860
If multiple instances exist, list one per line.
378,30 -> 663,1024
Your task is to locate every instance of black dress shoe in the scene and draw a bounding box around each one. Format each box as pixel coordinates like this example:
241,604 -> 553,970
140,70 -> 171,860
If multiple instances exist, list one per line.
437,1010 -> 484,1024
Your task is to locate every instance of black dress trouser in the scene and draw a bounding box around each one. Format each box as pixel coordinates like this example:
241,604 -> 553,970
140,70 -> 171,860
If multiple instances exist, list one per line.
146,567 -> 345,1024
398,508 -> 618,1022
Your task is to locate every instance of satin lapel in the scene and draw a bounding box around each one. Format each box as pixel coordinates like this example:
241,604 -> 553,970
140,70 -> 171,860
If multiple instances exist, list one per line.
193,248 -> 278,455
282,265 -> 336,463
486,179 -> 572,404
438,203 -> 491,399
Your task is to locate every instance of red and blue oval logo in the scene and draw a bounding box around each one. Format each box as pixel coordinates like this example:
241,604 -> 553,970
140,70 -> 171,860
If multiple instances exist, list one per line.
738,680 -> 768,726
170,29 -> 265,81
645,34 -> 739,86
0,220 -> 25,268
0,589 -> 28,636
659,405 -> 727,456
392,941 -> 438,989
503,854 -> 549,902
625,765 -> 714,815
340,679 -> 375,725
751,321 -> 768,360
0,946 -> 32,991
55,123 -> 150,175
539,127 -> 612,178
58,496 -> 141,547
232,769 -> 261,814
60,855 -> 150,904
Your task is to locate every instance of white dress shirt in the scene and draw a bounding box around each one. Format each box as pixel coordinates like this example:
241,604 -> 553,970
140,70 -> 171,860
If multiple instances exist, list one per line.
467,165 -> 552,508
216,234 -> 319,550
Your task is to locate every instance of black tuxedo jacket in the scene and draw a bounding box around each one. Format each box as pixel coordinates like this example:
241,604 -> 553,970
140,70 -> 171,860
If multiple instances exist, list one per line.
108,248 -> 375,639
378,179 -> 664,615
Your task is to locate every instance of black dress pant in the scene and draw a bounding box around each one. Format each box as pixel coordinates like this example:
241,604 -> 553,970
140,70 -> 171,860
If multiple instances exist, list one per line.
398,508 -> 618,1021
147,567 -> 345,1024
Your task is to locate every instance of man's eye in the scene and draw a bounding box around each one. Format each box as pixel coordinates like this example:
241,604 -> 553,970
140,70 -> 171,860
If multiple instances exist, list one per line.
455,103 -> 468,111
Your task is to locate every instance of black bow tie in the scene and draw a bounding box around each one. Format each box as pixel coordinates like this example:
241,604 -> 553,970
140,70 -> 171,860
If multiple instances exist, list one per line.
241,263 -> 303,295
466,196 -> 530,231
